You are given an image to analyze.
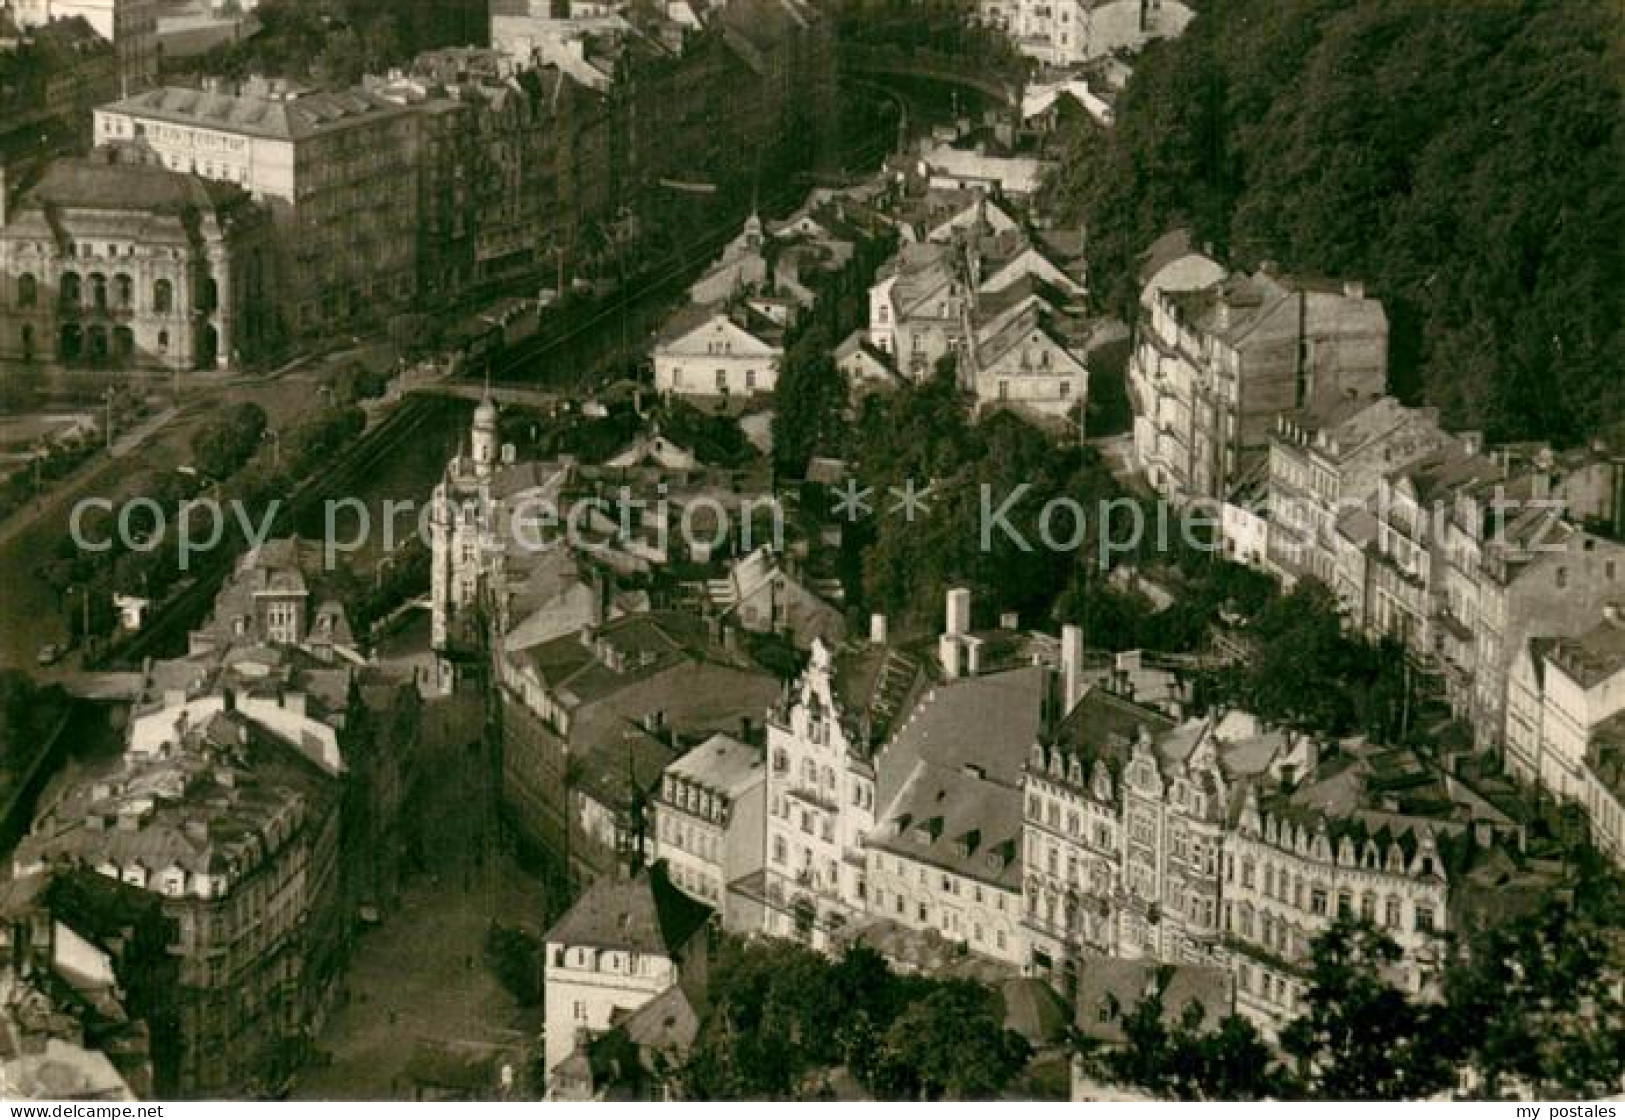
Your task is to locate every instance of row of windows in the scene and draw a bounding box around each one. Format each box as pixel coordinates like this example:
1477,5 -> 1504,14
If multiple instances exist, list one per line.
11,272 -> 210,314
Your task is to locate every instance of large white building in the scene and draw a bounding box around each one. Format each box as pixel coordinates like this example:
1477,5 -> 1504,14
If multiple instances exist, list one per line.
1506,613 -> 1625,865
652,305 -> 783,399
542,869 -> 710,1092
1128,237 -> 1388,503
0,155 -> 271,371
980,0 -> 1194,68
653,733 -> 766,929
94,79 -> 421,335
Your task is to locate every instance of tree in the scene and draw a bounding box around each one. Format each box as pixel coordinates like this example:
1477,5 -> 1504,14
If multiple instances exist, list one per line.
681,939 -> 1025,1101
1442,902 -> 1625,1099
872,981 -> 1031,1100
771,324 -> 848,479
189,401 -> 267,480
1212,579 -> 1408,740
1095,978 -> 1285,1100
0,670 -> 37,766
1281,918 -> 1453,1100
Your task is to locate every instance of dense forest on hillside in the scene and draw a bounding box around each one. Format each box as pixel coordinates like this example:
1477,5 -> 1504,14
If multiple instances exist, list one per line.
1040,0 -> 1625,446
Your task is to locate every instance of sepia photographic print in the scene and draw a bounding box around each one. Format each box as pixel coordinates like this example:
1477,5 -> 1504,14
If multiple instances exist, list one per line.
0,0 -> 1621,1108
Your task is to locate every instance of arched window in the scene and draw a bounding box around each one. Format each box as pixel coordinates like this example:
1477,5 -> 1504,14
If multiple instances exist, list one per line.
60,271 -> 81,309
114,274 -> 133,308
198,275 -> 218,312
90,273 -> 107,310
153,278 -> 173,314
156,329 -> 169,352
17,273 -> 37,308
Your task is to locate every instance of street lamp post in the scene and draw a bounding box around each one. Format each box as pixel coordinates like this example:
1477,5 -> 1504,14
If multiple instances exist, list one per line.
102,386 -> 117,452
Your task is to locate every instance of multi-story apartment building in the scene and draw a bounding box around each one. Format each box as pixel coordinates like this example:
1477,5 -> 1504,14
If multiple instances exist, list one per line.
0,153 -> 271,371
1265,397 -> 1450,591
1021,665 -> 1509,1036
864,660 -> 1044,967
7,0 -> 156,91
1222,773 -> 1453,1032
405,49 -> 570,290
1128,252 -> 1388,503
366,76 -> 479,303
94,79 -> 421,339
1506,613 -> 1625,865
1024,678 -> 1232,996
0,15 -> 117,174
497,609 -> 780,884
757,621 -> 925,947
13,697 -> 343,1096
652,733 -> 765,929
1360,440 -> 1625,748
981,0 -> 1194,69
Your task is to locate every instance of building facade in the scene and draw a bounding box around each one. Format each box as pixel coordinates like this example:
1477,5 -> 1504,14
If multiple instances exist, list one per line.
1128,255 -> 1388,503
541,869 -> 710,1091
7,0 -> 156,91
652,733 -> 765,929
652,306 -> 783,399
94,79 -> 421,338
12,703 -> 343,1096
0,154 -> 270,371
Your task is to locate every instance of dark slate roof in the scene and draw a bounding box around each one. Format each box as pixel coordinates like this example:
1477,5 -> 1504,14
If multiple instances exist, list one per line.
1051,686 -> 1176,772
21,156 -> 247,216
103,82 -> 410,142
1074,960 -> 1233,1044
543,865 -> 711,956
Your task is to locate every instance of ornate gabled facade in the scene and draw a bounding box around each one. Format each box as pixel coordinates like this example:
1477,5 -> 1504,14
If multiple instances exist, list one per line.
0,154 -> 271,372
1022,685 -> 1227,996
1222,790 -> 1449,1031
760,637 -> 891,946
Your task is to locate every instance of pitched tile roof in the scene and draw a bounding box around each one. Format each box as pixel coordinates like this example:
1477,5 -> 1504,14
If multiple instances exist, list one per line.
544,865 -> 711,956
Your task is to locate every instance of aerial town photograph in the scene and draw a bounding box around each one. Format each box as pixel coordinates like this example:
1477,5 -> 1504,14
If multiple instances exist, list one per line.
0,0 -> 1620,1107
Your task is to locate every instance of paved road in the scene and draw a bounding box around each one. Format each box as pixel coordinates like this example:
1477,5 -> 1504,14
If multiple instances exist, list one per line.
290,695 -> 551,1102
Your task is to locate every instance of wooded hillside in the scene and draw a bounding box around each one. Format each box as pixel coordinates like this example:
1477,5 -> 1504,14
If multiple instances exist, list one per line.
1041,0 -> 1624,445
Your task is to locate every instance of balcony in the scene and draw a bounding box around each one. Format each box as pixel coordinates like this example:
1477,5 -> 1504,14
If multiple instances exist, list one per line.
785,784 -> 839,815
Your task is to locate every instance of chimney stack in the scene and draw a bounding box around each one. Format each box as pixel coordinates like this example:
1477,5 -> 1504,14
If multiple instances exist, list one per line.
1061,624 -> 1085,716
870,613 -> 888,646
